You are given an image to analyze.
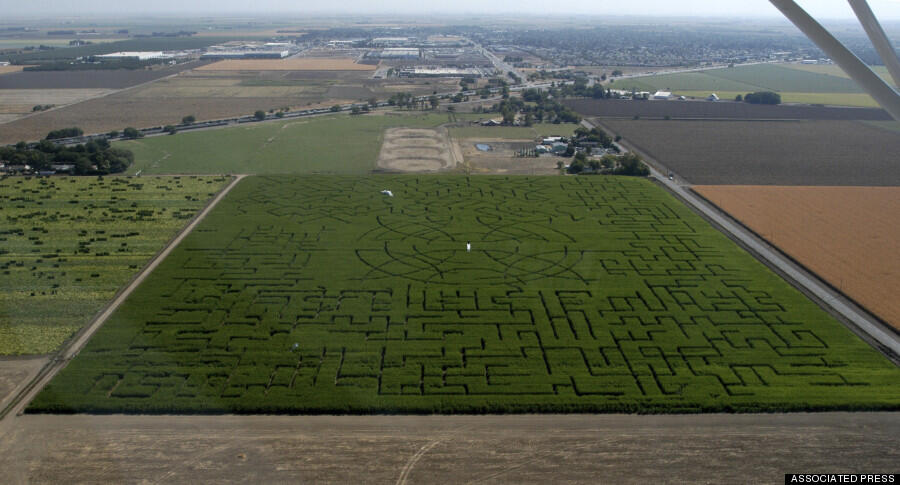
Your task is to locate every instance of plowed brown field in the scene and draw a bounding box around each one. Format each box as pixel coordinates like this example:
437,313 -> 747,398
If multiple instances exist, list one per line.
197,58 -> 376,71
694,185 -> 900,330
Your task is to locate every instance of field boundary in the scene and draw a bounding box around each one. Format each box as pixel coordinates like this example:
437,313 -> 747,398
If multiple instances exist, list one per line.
0,174 -> 246,423
583,118 -> 900,363
689,188 -> 900,338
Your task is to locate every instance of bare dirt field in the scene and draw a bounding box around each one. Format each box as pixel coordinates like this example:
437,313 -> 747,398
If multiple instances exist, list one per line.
0,357 -> 47,413
564,98 -> 891,120
0,65 -> 27,76
601,119 -> 900,186
0,89 -> 113,116
693,185 -> 900,330
378,127 -> 458,172
197,58 -> 376,71
0,70 -> 460,143
458,139 -> 559,174
0,62 -> 206,89
0,413 -> 897,483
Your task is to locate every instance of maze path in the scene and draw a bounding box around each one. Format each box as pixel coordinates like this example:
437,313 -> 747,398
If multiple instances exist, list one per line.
31,175 -> 900,413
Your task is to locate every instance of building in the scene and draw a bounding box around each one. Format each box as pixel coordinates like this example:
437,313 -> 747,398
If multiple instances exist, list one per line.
372,37 -> 410,46
374,48 -> 420,59
707,93 -> 720,101
96,51 -> 172,61
397,67 -> 482,77
653,91 -> 672,99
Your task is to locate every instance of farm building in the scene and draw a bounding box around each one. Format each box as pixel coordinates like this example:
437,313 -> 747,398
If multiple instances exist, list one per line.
653,91 -> 672,99
97,51 -> 172,61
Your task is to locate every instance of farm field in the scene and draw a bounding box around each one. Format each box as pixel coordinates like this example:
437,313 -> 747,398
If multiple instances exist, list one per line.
119,112 -> 479,175
0,65 -> 28,76
28,175 -> 900,414
599,119 -> 900,186
692,185 -> 900,330
0,176 -> 231,355
608,63 -> 875,107
561,98 -> 890,120
0,89 -> 113,117
0,62 -> 205,90
671,91 -> 879,108
781,63 -> 892,80
196,58 -> 377,71
0,69 -> 460,144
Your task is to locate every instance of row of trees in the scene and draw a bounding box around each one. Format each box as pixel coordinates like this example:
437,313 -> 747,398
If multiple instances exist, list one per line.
1,138 -> 134,175
567,152 -> 650,176
741,91 -> 782,105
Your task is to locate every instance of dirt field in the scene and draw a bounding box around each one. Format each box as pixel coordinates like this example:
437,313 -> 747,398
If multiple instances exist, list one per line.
0,356 -> 47,413
601,119 -> 900,186
0,413 -> 897,483
377,127 -> 459,171
0,70 -> 460,143
0,89 -> 113,116
458,139 -> 559,174
197,58 -> 377,71
693,185 -> 900,330
564,98 -> 891,120
0,65 -> 26,76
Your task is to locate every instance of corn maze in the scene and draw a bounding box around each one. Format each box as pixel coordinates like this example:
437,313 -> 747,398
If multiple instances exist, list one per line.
0,175 -> 231,355
29,175 -> 900,413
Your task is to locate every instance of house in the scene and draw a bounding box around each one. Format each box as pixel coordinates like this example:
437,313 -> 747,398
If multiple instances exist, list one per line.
480,118 -> 503,126
542,136 -> 563,144
707,93 -> 720,101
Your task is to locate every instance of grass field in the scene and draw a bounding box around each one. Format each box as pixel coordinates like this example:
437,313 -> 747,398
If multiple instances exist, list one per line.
0,176 -> 231,355
693,185 -> 900,330
28,175 -> 900,414
609,64 -> 876,107
119,112 -> 479,175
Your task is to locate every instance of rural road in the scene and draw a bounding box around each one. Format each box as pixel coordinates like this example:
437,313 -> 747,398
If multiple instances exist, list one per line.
0,174 -> 247,425
0,413 -> 897,483
583,118 -> 900,360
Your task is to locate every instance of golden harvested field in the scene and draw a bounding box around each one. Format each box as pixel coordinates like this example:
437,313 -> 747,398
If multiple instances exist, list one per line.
0,65 -> 28,75
694,185 -> 900,330
197,58 -> 377,71
0,89 -> 113,115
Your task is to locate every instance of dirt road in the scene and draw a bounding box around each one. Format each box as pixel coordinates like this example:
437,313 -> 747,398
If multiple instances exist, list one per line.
0,413 -> 896,483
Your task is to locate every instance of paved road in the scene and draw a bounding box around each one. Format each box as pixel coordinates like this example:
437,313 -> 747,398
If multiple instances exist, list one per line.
0,175 -> 247,425
582,118 -> 900,359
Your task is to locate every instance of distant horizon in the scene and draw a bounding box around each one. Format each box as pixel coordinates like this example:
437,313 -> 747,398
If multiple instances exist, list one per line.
2,0 -> 900,21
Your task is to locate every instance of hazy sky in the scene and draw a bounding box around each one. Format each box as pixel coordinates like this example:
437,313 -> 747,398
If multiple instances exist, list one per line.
3,0 -> 900,20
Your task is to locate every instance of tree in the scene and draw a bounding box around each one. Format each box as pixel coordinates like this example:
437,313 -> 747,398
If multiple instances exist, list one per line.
744,91 -> 781,105
611,70 -> 623,77
107,130 -> 119,138
181,115 -> 196,125
330,105 -> 342,112
254,110 -> 266,120
275,111 -> 285,118
45,127 -> 83,140
368,97 -> 378,108
350,105 -> 361,115
163,125 -> 177,135
524,113 -> 533,127
429,95 -> 439,110
123,127 -> 143,139
734,94 -> 743,102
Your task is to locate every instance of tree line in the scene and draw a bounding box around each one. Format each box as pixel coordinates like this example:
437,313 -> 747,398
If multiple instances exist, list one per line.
1,138 -> 134,175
